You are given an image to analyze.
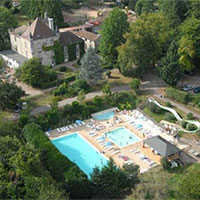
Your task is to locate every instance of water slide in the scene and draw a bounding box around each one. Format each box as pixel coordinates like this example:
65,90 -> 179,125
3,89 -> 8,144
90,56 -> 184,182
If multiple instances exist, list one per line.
148,98 -> 200,133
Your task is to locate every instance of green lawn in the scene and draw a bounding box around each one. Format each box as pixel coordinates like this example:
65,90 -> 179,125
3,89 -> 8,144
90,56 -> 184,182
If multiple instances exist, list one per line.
143,107 -> 166,123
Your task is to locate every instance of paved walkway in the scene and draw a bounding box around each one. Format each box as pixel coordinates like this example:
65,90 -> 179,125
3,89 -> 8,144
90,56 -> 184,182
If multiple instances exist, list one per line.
31,85 -> 130,115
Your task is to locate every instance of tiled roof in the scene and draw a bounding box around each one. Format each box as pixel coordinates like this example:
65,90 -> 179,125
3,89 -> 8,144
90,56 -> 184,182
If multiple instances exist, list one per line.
144,135 -> 180,157
21,18 -> 56,40
72,30 -> 100,41
59,31 -> 83,46
59,24 -> 93,32
11,25 -> 28,36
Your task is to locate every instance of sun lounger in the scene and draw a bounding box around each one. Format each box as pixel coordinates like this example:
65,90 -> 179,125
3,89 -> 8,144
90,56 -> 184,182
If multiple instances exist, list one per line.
60,127 -> 65,132
82,121 -> 86,125
74,123 -> 78,128
90,118 -> 95,123
45,132 -> 50,136
62,127 -> 67,131
112,150 -> 120,155
106,146 -> 113,150
64,126 -> 69,131
57,128 -> 61,133
69,125 -> 74,129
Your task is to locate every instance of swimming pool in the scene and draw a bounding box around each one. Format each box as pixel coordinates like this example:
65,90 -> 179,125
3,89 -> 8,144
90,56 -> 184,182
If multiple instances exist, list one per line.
93,111 -> 115,120
105,127 -> 141,148
51,133 -> 108,178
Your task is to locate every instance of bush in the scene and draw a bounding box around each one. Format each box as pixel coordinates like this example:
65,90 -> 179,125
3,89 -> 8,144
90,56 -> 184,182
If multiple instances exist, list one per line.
165,101 -> 172,108
147,102 -> 161,114
165,87 -> 189,104
181,120 -> 187,129
59,66 -> 67,72
161,157 -> 171,170
53,82 -> 68,96
129,78 -> 140,94
164,113 -> 176,122
187,113 -> 194,120
186,123 -> 197,131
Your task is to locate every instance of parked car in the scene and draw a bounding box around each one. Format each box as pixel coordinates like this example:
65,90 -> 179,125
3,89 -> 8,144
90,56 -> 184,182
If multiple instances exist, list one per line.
193,87 -> 200,93
183,84 -> 193,91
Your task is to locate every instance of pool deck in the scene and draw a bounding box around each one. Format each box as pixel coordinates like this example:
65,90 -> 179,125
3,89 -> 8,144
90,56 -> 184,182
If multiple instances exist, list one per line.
48,110 -> 189,173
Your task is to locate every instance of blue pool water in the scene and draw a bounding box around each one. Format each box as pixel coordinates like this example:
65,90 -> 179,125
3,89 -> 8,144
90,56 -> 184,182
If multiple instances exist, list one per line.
52,133 -> 108,178
94,111 -> 115,120
105,127 -> 141,147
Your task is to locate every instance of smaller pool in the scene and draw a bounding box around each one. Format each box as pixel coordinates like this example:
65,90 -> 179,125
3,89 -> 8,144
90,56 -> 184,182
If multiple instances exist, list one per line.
105,127 -> 141,147
94,111 -> 115,120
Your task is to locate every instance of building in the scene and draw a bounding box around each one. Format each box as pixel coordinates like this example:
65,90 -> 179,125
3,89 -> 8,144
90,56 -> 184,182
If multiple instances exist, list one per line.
59,23 -> 94,33
143,135 -> 181,161
71,30 -> 100,51
0,13 -> 84,69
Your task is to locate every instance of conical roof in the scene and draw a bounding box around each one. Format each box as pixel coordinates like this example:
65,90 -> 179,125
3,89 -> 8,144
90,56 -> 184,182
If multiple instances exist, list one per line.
22,18 -> 56,40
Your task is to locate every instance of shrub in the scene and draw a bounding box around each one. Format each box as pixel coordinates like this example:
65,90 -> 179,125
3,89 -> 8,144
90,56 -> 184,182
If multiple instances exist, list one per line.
59,66 -> 67,72
53,82 -> 68,96
164,113 -> 176,122
165,87 -> 189,104
71,79 -> 90,91
161,156 -> 171,170
186,123 -> 197,131
147,102 -> 161,114
129,78 -> 140,94
187,112 -> 194,120
181,120 -> 187,129
165,101 -> 172,108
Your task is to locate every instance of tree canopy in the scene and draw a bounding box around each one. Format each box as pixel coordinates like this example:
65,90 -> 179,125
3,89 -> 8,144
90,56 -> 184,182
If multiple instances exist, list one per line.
17,58 -> 57,88
99,7 -> 129,69
118,12 -> 172,77
0,81 -> 24,110
178,16 -> 200,71
20,0 -> 63,26
135,0 -> 157,16
159,40 -> 183,86
79,47 -> 103,86
0,6 -> 17,50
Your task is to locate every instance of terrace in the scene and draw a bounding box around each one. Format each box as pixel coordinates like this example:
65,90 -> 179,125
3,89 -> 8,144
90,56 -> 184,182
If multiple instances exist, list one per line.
48,108 -> 189,175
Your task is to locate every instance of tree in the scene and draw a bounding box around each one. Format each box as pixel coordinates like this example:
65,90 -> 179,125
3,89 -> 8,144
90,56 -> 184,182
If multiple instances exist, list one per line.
18,58 -> 56,88
118,12 -> 171,77
0,81 -> 24,110
129,78 -> 140,94
101,83 -> 112,95
159,0 -> 189,26
135,0 -> 157,16
20,0 -> 63,27
79,47 -> 103,86
159,40 -> 183,86
0,6 -> 17,50
178,16 -> 200,71
187,0 -> 200,19
91,159 -> 139,199
99,8 -> 129,69
77,89 -> 86,102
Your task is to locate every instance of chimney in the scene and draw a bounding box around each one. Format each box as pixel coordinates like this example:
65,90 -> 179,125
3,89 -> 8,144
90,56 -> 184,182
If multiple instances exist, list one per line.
48,18 -> 54,31
44,11 -> 48,20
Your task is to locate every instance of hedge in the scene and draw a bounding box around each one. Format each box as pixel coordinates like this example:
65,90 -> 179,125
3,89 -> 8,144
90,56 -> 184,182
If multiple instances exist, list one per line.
40,75 -> 76,89
165,87 -> 189,104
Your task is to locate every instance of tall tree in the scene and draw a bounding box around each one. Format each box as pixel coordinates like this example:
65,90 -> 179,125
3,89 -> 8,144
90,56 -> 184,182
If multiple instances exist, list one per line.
18,58 -> 56,88
188,0 -> 200,19
159,40 -> 183,86
135,0 -> 157,16
20,0 -> 63,26
99,8 -> 129,69
0,81 -> 24,111
79,47 -> 103,86
0,6 -> 17,50
118,12 -> 172,77
159,0 -> 189,26
178,16 -> 200,71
